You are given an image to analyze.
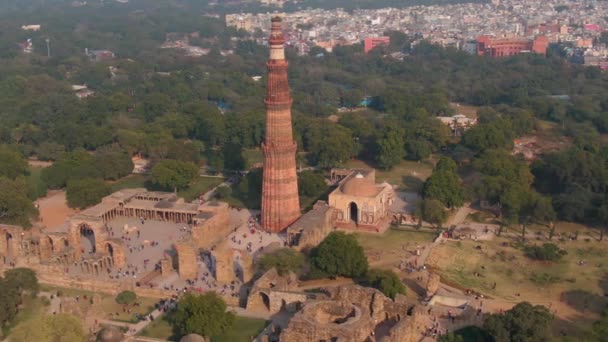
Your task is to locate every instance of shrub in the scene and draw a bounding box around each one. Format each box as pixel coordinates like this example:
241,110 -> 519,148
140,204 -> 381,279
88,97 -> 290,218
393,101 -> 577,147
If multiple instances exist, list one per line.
361,269 -> 406,299
524,243 -> 567,262
115,290 -> 137,305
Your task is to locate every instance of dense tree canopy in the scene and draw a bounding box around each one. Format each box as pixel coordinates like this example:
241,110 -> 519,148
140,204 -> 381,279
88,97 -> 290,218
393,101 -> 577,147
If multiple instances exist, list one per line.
484,302 -> 553,342
309,232 -> 368,278
172,292 -> 235,339
298,171 -> 328,198
257,248 -> 307,276
66,178 -> 111,209
10,314 -> 85,342
423,157 -> 464,208
149,160 -> 199,191
362,269 -> 406,299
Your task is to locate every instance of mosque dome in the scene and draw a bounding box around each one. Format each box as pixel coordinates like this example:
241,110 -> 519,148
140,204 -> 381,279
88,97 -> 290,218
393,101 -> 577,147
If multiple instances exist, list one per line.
97,326 -> 124,342
180,334 -> 207,342
340,173 -> 379,197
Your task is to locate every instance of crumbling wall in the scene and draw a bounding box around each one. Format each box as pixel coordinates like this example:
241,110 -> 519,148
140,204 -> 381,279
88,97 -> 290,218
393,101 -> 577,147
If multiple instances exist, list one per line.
192,202 -> 230,249
212,241 -> 234,283
175,242 -> 198,279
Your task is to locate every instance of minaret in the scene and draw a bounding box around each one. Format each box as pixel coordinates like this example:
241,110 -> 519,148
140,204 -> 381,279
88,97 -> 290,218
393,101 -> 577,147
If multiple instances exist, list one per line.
261,16 -> 301,233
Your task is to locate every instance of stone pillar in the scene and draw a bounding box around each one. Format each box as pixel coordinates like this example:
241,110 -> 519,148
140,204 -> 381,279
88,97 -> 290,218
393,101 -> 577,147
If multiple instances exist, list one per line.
160,257 -> 173,277
212,241 -> 235,283
241,252 -> 255,283
175,242 -> 198,279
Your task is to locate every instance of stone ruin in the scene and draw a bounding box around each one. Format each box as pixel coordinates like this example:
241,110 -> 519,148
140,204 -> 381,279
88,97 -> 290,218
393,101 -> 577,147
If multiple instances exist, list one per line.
426,272 -> 441,299
279,285 -> 427,342
246,268 -> 308,315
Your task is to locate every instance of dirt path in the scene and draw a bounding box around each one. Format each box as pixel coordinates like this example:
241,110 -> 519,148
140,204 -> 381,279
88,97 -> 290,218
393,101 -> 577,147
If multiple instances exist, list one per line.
35,190 -> 77,229
446,204 -> 473,227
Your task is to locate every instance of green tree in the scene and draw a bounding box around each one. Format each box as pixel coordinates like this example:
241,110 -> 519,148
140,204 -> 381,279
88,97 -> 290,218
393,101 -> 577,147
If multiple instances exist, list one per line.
257,248 -> 306,276
41,151 -> 101,189
149,160 -> 199,191
94,148 -> 134,181
172,292 -> 235,339
35,142 -> 65,161
374,125 -> 405,170
419,199 -> 447,228
362,269 -> 406,299
309,232 -> 368,278
0,279 -> 20,326
10,313 -> 85,342
423,157 -> 464,208
215,185 -> 232,199
66,178 -> 111,209
0,177 -> 38,227
484,302 -> 553,342
523,243 -> 567,262
298,171 -> 328,198
592,307 -> 608,341
438,333 -> 464,342
115,290 -> 137,305
0,145 -> 28,180
4,268 -> 39,294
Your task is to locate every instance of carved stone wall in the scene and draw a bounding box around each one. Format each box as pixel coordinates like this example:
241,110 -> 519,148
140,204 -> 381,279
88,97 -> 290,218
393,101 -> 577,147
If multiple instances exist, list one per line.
212,241 -> 234,284
174,242 -> 198,279
191,202 -> 230,249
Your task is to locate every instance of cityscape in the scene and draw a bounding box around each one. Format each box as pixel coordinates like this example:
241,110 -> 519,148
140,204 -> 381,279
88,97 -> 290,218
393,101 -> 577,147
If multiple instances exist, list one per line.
227,0 -> 608,66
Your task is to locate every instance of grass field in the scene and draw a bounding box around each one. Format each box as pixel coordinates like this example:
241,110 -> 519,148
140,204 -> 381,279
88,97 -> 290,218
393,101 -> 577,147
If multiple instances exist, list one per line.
110,174 -> 148,192
344,158 -> 435,192
3,296 -> 49,336
425,225 -> 608,337
40,285 -> 157,323
243,149 -> 263,167
356,228 -> 437,269
139,314 -> 268,342
99,296 -> 157,323
179,176 -> 224,202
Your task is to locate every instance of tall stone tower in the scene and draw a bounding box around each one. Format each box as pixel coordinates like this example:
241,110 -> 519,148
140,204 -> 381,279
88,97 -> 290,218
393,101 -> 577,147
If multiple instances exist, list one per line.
261,16 -> 300,233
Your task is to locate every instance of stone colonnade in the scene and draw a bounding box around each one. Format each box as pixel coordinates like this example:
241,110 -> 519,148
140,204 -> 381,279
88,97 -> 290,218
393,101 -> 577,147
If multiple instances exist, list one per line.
79,256 -> 114,276
122,207 -> 196,224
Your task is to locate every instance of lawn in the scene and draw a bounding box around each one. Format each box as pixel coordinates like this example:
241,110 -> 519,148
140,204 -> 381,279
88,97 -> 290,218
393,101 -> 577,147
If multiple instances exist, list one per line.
344,158 -> 435,192
4,296 -> 49,336
139,314 -> 268,342
179,176 -> 225,202
27,165 -> 48,199
243,148 -> 263,167
109,174 -> 147,192
39,285 -> 157,323
356,228 -> 437,269
99,295 -> 157,323
426,229 -> 608,337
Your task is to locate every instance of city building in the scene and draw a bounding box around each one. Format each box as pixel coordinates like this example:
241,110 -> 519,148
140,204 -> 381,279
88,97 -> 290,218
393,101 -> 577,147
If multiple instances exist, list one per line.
364,36 -> 390,53
476,35 -> 548,57
261,17 -> 301,233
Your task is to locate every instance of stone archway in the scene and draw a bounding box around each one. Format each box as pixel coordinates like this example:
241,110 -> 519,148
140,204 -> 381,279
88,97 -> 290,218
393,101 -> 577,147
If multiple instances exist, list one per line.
79,224 -> 97,254
260,292 -> 271,311
349,202 -> 359,224
5,232 -> 14,260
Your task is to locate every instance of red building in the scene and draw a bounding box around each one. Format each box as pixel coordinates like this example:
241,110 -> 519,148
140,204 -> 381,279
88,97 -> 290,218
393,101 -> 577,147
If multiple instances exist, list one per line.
364,36 -> 390,53
476,35 -> 548,58
260,17 -> 301,233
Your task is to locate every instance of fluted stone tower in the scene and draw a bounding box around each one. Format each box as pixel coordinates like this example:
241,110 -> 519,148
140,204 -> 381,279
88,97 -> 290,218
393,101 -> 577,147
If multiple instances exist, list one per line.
261,16 -> 300,233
